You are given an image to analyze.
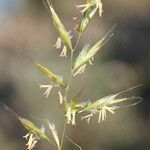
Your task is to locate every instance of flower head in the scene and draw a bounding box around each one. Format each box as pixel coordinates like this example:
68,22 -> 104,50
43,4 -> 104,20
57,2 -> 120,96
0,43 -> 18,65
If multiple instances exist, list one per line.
36,63 -> 67,88
80,87 -> 142,123
23,125 -> 45,150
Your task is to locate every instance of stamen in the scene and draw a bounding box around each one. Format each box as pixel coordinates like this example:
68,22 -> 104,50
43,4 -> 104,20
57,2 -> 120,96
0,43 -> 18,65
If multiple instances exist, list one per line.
39,84 -> 53,98
65,107 -> 72,124
53,37 -> 62,49
72,110 -> 76,125
73,64 -> 87,76
58,91 -> 63,104
60,45 -> 67,57
98,110 -> 102,123
23,133 -> 38,150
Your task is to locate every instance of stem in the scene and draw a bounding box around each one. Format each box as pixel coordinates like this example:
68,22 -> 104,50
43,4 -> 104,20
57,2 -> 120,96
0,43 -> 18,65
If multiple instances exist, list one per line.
67,33 -> 82,94
47,139 -> 57,147
63,87 -> 68,105
59,33 -> 81,150
60,119 -> 67,150
66,135 -> 82,150
74,33 -> 81,51
64,49 -> 74,104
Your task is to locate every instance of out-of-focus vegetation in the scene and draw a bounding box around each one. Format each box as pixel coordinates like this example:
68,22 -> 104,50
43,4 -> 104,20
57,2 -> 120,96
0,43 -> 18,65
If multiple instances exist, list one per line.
0,0 -> 149,149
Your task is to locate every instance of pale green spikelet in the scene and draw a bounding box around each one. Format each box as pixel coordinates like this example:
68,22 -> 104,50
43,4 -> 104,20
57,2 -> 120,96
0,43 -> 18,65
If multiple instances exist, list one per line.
73,25 -> 116,74
80,86 -> 142,123
36,63 -> 67,88
44,0 -> 73,50
79,4 -> 97,33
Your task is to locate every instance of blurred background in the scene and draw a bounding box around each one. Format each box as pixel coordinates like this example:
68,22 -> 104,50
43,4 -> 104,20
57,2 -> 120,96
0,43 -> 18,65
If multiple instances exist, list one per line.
0,0 -> 149,149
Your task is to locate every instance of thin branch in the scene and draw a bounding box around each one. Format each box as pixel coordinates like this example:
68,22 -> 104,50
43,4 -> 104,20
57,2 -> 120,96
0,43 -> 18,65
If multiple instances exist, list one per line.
60,120 -> 67,150
66,33 -> 82,98
74,33 -> 82,51
66,135 -> 82,150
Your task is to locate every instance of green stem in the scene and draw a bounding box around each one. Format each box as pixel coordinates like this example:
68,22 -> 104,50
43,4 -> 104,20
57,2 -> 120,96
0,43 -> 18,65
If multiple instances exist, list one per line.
74,33 -> 81,51
47,138 -> 57,147
64,48 -> 74,103
60,119 -> 67,150
59,33 -> 81,150
63,87 -> 68,105
67,33 -> 82,94
66,135 -> 82,150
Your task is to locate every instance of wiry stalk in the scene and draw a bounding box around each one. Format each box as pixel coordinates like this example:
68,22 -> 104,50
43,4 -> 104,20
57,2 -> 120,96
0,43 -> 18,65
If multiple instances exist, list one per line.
60,33 -> 81,150
60,120 -> 67,150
